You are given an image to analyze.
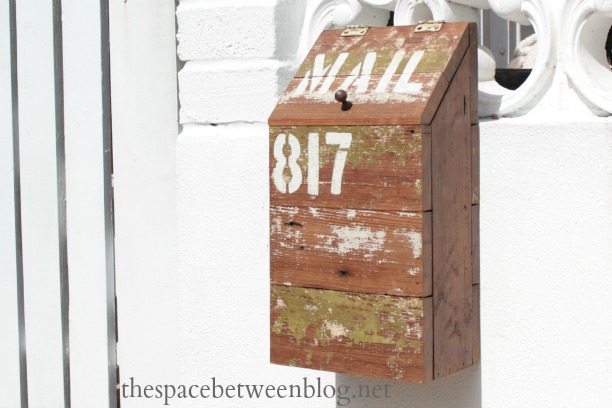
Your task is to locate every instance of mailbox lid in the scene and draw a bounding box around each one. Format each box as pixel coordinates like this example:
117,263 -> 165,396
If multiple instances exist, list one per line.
269,23 -> 470,126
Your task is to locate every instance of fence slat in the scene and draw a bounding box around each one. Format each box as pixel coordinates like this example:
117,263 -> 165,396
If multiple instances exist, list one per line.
62,0 -> 115,405
109,0 -> 181,390
16,0 -> 67,405
0,0 -> 23,406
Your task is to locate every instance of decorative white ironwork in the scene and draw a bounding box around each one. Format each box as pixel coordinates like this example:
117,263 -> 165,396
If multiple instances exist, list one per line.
296,0 -> 389,61
296,0 -> 612,116
479,0 -> 556,116
562,0 -> 612,115
296,0 -> 363,61
392,0 -> 478,25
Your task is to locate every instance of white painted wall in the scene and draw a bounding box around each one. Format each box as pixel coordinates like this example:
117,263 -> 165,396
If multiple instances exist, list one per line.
175,2 -> 612,408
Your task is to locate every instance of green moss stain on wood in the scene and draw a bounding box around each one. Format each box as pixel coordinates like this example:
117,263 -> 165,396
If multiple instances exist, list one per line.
415,49 -> 453,73
271,285 -> 424,353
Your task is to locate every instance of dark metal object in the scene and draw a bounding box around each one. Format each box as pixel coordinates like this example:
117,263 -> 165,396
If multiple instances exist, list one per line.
494,68 -> 532,90
334,89 -> 352,111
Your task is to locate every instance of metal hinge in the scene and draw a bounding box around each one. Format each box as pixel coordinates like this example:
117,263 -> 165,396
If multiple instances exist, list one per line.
341,25 -> 369,37
415,20 -> 444,32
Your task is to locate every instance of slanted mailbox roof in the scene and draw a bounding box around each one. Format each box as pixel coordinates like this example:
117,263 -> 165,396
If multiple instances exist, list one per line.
269,22 -> 473,126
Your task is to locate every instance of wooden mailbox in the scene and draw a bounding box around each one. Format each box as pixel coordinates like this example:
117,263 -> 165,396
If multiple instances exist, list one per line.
269,22 -> 480,383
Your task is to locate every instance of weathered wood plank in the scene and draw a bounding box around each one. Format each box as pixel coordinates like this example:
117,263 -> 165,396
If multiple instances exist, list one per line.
270,285 -> 433,383
270,73 -> 441,126
269,23 -> 471,127
469,23 -> 478,124
269,125 -> 431,212
294,24 -> 469,78
271,206 -> 432,297
472,205 -> 480,285
472,125 -> 480,205
431,48 -> 473,379
472,284 -> 480,365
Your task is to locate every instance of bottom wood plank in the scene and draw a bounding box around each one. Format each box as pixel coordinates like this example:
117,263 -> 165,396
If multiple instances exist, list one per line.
270,285 -> 433,383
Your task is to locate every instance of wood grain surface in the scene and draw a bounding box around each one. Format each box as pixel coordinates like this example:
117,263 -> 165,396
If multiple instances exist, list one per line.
270,285 -> 433,382
472,124 -> 480,205
269,22 -> 479,383
472,205 -> 480,285
294,24 -> 469,79
270,125 -> 431,212
468,23 -> 479,124
271,206 -> 432,297
269,23 -> 470,126
430,46 -> 473,379
472,284 -> 480,365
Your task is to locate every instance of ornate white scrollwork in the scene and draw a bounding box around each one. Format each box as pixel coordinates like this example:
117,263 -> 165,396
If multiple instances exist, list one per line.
393,0 -> 478,25
358,0 -> 398,10
561,0 -> 612,115
487,0 -> 530,25
296,0 -> 363,61
479,0 -> 556,116
296,0 -> 608,117
296,0 -> 390,61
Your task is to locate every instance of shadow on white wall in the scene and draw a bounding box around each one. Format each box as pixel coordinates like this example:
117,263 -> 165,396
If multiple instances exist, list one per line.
336,365 -> 481,408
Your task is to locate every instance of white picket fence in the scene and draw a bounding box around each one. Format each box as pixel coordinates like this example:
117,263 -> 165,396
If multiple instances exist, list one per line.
0,0 -> 116,406
0,0 -> 179,407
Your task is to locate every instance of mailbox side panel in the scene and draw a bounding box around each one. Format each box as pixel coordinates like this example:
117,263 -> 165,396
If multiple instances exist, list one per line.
430,43 -> 474,379
270,285 -> 433,383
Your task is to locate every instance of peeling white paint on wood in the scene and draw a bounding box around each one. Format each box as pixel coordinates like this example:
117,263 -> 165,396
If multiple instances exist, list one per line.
393,229 -> 423,258
323,320 -> 351,339
326,225 -> 386,256
276,298 -> 286,309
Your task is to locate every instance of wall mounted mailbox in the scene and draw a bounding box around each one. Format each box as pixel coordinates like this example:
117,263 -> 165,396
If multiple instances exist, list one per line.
269,22 -> 480,383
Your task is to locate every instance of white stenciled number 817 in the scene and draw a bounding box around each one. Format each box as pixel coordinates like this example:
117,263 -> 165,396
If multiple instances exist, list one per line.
272,132 -> 352,195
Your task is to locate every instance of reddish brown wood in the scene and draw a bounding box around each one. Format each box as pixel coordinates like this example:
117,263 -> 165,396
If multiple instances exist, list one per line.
271,206 -> 432,297
472,205 -> 480,285
269,125 -> 431,212
472,284 -> 480,365
269,73 -> 442,126
270,285 -> 433,383
471,125 -> 480,205
431,48 -> 473,379
469,23 -> 479,124
269,22 -> 479,383
294,24 -> 470,79
269,23 -> 472,127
